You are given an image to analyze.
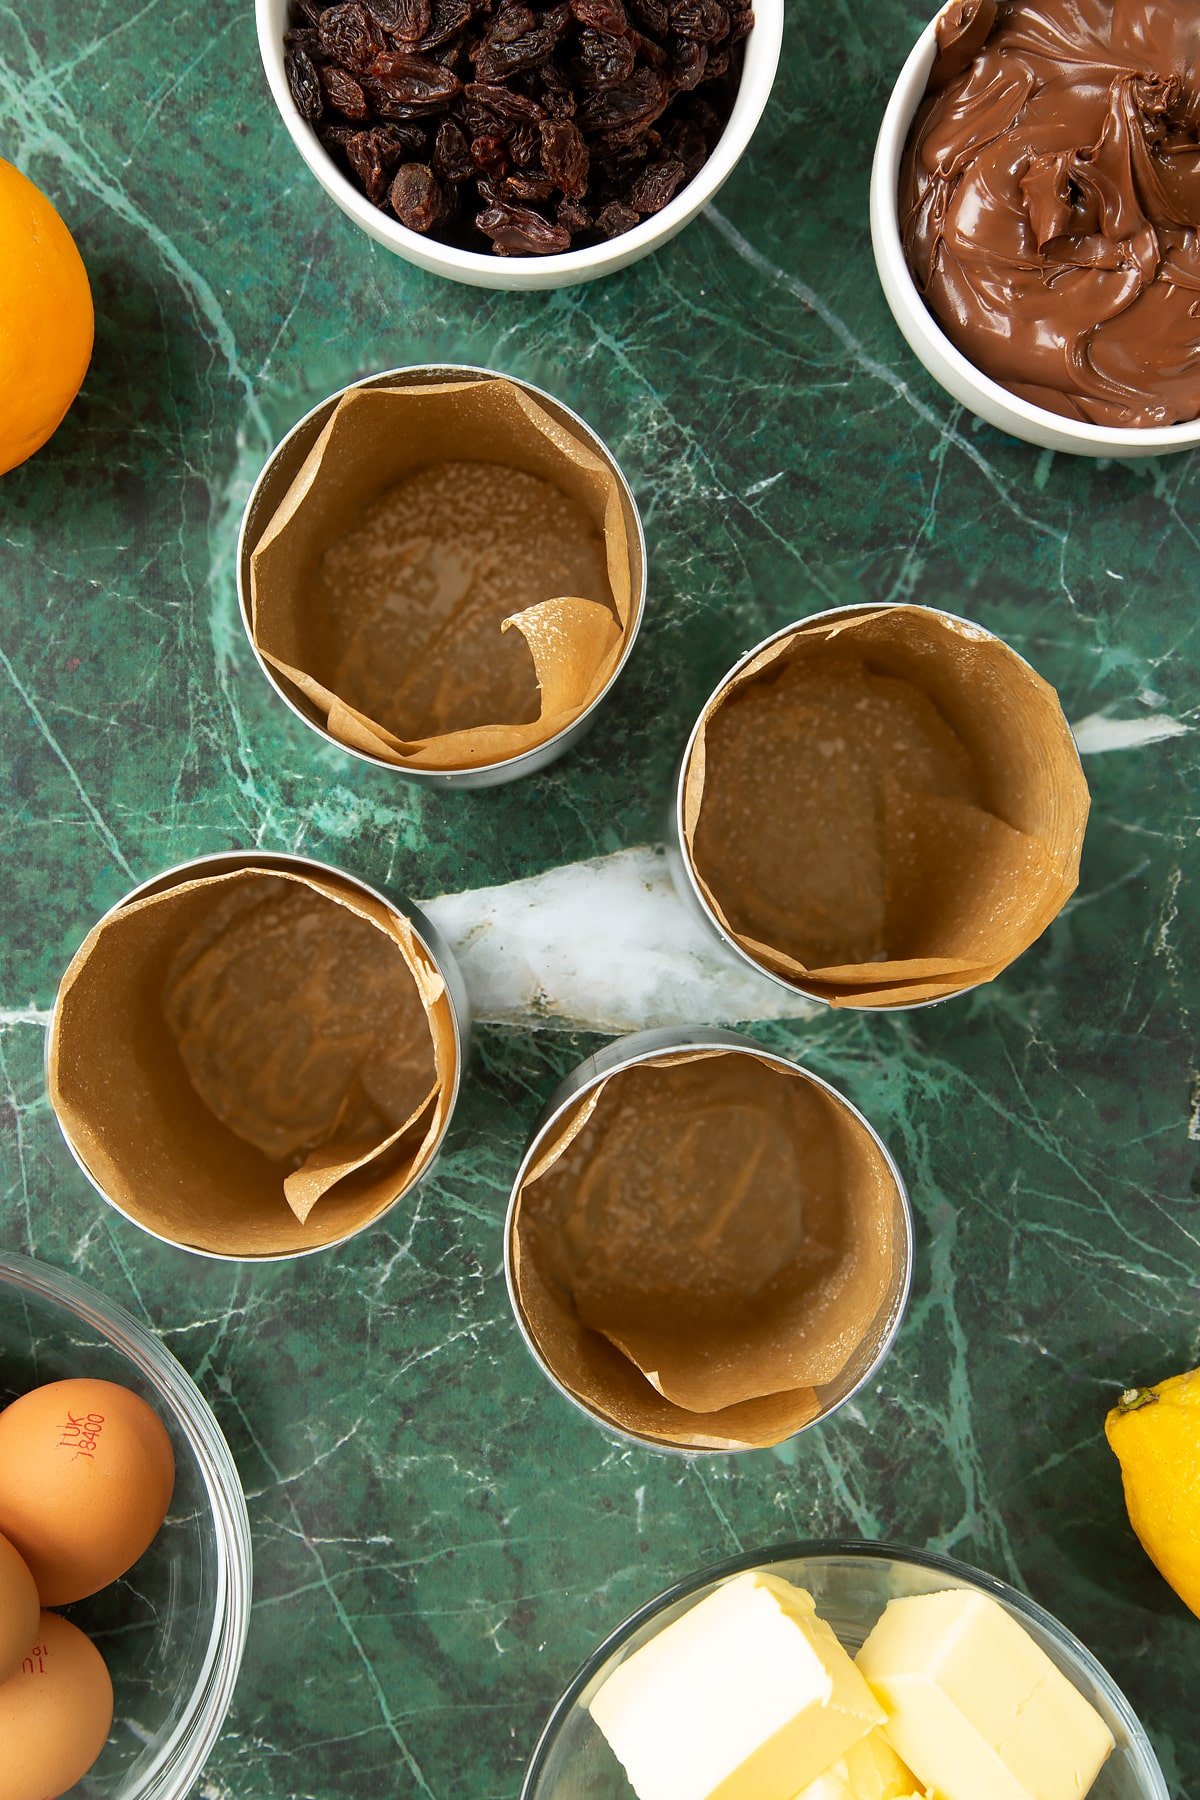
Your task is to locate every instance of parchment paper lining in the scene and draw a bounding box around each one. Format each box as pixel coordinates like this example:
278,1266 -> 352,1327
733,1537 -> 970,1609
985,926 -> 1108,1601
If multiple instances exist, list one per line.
48,866 -> 457,1258
511,1050 -> 905,1451
683,607 -> 1089,1007
249,378 -> 637,772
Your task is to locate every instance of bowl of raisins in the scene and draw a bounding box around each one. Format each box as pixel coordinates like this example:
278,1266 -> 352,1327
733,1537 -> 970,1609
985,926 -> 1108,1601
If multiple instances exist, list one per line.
258,0 -> 783,287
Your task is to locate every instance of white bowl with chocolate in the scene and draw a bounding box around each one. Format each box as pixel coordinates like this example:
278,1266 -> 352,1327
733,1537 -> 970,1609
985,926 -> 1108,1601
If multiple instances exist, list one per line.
47,851 -> 468,1261
505,1026 -> 912,1454
237,366 -> 645,786
872,0 -> 1200,456
256,0 -> 784,289
670,603 -> 1090,1010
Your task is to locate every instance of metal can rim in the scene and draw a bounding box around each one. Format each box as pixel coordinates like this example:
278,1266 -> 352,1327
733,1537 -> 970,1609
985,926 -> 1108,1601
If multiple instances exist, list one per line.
46,849 -> 470,1263
671,600 -> 1061,1013
502,1024 -> 914,1457
234,363 -> 648,785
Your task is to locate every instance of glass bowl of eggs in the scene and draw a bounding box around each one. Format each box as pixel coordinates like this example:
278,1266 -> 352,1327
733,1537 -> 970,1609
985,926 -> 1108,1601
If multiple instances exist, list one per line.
522,1541 -> 1169,1800
0,1250 -> 251,1799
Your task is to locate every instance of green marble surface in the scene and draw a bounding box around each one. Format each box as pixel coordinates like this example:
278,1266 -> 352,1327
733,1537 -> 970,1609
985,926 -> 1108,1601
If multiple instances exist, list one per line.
2,0 -> 1199,1794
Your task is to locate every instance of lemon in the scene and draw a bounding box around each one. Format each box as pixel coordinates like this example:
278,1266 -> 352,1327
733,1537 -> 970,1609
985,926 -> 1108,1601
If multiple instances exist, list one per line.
1105,1366 -> 1200,1618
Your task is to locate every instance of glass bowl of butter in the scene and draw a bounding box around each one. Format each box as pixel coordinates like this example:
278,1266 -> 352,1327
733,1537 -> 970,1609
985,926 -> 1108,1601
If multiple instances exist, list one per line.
522,1541 -> 1168,1800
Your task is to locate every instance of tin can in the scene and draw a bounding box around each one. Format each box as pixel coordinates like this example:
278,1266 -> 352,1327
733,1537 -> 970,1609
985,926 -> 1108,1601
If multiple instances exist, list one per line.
667,602 -> 1085,1012
236,364 -> 647,788
47,850 -> 470,1262
504,1026 -> 913,1455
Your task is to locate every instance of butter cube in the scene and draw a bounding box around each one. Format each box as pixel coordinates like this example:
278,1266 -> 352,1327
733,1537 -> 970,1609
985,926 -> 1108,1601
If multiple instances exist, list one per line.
856,1589 -> 1115,1800
589,1571 -> 885,1800
793,1728 -> 924,1799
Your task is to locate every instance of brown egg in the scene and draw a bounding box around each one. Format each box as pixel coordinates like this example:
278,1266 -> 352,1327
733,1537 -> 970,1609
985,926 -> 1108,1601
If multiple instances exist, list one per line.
0,1378 -> 175,1605
0,1611 -> 113,1800
0,1531 -> 39,1684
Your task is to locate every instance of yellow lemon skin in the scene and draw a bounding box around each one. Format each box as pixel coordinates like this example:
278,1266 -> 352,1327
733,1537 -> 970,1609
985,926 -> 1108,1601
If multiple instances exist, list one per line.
1105,1366 -> 1200,1619
0,158 -> 94,477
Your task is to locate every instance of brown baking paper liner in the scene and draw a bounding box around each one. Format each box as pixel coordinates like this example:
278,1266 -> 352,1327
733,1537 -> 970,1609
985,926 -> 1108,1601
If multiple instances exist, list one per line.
249,378 -> 636,771
683,607 -> 1089,1007
511,1050 -> 905,1451
48,867 -> 457,1257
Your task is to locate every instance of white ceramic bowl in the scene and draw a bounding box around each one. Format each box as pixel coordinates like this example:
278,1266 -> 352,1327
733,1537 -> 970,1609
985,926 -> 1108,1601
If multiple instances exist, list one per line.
870,8 -> 1200,458
256,0 -> 784,289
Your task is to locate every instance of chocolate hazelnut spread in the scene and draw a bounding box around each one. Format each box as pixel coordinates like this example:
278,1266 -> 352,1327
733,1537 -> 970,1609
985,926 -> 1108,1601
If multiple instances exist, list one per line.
900,0 -> 1200,426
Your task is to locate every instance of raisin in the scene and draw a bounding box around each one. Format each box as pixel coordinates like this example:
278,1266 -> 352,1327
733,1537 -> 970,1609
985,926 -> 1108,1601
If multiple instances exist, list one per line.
669,39 -> 708,90
669,0 -> 728,40
345,130 -> 391,199
504,170 -> 557,201
464,81 -> 545,126
377,120 -> 431,157
556,196 -> 592,233
475,198 -> 572,253
568,0 -> 628,30
577,67 -> 667,142
320,123 -> 360,149
509,121 -> 540,165
727,5 -> 752,41
366,0 -> 431,35
434,34 -> 467,69
321,64 -> 373,117
285,47 -> 325,120
416,0 -> 472,47
472,5 -> 568,79
661,113 -> 707,174
687,95 -> 722,138
471,133 -> 510,174
432,118 -> 475,180
574,28 -> 636,88
541,118 -> 589,196
318,1 -> 387,69
627,28 -> 667,69
284,26 -> 322,53
365,50 -> 463,113
627,0 -> 668,33
596,198 -> 638,235
627,155 -> 685,212
389,161 -> 446,228
491,3 -> 536,41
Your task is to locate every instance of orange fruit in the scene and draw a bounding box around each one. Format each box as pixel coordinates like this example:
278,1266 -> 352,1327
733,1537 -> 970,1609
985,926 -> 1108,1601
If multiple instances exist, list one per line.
0,158 -> 93,476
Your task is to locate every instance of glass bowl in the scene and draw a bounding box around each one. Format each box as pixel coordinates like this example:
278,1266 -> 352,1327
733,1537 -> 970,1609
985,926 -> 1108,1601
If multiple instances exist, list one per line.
0,1251 -> 252,1798
522,1540 -> 1169,1800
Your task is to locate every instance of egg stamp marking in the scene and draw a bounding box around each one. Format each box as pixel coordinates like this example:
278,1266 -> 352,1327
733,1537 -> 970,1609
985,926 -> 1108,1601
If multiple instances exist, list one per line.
57,1410 -> 105,1461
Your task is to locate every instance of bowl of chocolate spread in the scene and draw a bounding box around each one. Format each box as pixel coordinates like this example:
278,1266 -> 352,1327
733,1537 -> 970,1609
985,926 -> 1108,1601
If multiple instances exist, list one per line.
871,0 -> 1200,456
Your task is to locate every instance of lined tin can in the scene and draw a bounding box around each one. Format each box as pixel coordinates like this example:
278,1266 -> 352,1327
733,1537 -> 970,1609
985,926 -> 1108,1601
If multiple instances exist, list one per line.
504,1025 -> 913,1456
47,850 -> 470,1262
667,602 -> 1088,1012
236,364 -> 647,788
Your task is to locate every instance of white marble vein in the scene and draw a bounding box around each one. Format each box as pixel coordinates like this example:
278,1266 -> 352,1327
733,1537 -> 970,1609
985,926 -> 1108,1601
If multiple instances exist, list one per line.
0,716 -> 1181,1043
1071,712 -> 1189,754
421,845 -> 807,1031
